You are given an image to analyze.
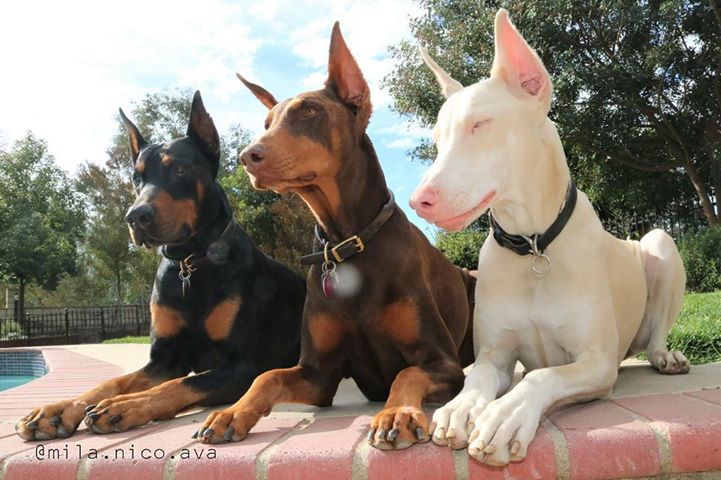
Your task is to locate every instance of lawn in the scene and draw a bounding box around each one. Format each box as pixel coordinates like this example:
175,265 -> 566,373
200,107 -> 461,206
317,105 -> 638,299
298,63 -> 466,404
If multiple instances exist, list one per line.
99,292 -> 720,364
102,336 -> 150,344
665,291 -> 721,364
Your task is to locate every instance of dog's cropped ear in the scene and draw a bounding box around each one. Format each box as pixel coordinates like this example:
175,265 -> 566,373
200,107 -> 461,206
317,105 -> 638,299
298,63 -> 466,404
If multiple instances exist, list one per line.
118,108 -> 147,163
491,9 -> 552,113
326,22 -> 372,131
187,90 -> 221,177
419,47 -> 463,98
237,73 -> 278,110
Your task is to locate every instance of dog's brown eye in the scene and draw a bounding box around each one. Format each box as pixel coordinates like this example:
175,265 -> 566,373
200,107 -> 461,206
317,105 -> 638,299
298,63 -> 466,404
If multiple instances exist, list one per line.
301,106 -> 317,117
174,166 -> 186,177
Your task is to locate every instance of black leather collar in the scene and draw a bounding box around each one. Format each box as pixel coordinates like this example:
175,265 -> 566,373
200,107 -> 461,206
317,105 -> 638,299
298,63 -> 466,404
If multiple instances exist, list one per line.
300,192 -> 396,266
489,180 -> 577,256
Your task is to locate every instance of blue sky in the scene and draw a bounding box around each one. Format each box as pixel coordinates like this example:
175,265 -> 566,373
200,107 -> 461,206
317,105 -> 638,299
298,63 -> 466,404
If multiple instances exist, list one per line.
0,0 -> 437,238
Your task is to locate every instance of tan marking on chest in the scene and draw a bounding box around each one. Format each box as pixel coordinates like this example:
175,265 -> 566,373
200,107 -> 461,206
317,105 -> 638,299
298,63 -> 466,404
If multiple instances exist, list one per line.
205,297 -> 242,341
150,303 -> 186,337
375,299 -> 420,345
308,313 -> 344,353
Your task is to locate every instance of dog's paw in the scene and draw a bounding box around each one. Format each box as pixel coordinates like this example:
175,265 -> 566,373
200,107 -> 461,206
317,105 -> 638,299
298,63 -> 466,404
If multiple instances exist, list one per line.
84,394 -> 157,434
429,395 -> 481,449
16,399 -> 86,440
649,350 -> 690,375
193,408 -> 262,444
368,406 -> 429,450
467,395 -> 541,467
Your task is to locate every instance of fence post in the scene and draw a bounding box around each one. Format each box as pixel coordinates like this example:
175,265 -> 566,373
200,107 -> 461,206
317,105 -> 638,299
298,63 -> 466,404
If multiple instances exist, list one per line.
64,308 -> 70,344
135,305 -> 141,336
25,313 -> 31,346
100,307 -> 106,341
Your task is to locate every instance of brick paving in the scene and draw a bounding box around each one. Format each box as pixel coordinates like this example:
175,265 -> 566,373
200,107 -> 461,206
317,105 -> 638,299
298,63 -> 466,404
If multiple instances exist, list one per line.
0,347 -> 720,479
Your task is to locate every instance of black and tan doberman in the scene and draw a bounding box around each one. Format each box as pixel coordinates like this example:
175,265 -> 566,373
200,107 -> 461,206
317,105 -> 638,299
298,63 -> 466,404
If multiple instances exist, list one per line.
16,91 -> 305,440
193,24 -> 475,450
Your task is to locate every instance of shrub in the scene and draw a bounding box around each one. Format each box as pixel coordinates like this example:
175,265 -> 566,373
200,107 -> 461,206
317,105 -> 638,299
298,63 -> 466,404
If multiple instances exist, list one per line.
0,320 -> 24,339
435,229 -> 487,270
679,227 -> 721,292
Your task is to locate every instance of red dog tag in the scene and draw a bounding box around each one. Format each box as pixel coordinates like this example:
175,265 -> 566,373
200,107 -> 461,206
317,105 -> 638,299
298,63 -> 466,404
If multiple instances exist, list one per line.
322,272 -> 339,298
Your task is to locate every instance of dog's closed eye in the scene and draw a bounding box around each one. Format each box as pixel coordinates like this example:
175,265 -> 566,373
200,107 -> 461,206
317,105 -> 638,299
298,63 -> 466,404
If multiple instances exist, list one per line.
471,119 -> 492,133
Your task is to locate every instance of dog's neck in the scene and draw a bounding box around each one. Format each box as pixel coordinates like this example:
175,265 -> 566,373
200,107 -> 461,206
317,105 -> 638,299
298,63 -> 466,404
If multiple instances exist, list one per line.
490,119 -> 572,236
162,183 -> 233,260
295,134 -> 389,243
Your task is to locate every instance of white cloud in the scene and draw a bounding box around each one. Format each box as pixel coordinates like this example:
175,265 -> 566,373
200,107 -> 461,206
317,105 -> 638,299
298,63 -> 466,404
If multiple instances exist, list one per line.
374,120 -> 431,150
0,0 -> 424,173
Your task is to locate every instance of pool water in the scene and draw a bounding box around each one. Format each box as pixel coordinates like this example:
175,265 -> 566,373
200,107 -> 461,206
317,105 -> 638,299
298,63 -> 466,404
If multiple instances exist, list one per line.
0,375 -> 36,391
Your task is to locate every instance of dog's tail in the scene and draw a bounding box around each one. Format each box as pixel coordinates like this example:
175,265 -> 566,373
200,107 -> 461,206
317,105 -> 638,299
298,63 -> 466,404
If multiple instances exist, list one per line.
457,267 -> 477,366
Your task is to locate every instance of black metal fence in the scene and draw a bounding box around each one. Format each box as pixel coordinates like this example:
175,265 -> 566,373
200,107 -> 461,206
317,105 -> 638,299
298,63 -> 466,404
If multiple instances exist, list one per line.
0,304 -> 150,347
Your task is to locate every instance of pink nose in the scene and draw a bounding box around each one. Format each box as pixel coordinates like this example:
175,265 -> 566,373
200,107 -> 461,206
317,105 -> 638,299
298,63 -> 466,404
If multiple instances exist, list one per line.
409,186 -> 440,218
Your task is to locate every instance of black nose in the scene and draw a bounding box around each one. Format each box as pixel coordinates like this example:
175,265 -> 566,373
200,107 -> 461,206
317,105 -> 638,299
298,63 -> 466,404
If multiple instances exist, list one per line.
126,204 -> 155,229
240,144 -> 267,166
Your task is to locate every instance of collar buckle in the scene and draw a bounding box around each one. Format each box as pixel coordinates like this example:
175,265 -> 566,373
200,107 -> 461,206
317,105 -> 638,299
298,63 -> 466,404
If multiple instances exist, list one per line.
331,235 -> 365,262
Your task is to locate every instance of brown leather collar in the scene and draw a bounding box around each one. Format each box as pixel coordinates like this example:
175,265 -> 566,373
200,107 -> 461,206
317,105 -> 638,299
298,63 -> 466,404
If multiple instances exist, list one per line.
300,192 -> 396,266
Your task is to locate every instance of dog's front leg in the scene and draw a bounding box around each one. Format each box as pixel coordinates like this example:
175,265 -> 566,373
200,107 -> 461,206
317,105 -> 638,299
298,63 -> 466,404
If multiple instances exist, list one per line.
16,360 -> 188,440
431,351 -> 516,449
196,365 -> 340,444
468,351 -> 618,466
368,364 -> 466,450
82,363 -> 261,435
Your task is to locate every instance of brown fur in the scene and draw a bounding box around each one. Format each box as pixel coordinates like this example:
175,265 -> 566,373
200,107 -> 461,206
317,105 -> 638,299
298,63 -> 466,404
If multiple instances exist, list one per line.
152,190 -> 198,235
150,303 -> 186,337
375,299 -> 420,345
309,313 -> 344,353
204,297 -> 241,341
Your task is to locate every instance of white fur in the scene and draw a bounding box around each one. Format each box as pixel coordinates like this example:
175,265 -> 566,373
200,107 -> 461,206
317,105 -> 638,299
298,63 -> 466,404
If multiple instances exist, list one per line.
411,9 -> 688,466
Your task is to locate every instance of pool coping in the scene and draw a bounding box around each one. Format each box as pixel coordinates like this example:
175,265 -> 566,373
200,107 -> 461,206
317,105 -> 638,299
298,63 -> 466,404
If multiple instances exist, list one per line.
0,346 -> 719,480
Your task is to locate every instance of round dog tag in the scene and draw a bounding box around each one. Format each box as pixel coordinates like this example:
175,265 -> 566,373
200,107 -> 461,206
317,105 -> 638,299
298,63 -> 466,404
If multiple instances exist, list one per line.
531,253 -> 552,277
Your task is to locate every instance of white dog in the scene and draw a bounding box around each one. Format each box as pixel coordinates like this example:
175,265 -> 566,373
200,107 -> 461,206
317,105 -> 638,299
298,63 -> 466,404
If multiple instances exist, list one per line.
409,9 -> 688,467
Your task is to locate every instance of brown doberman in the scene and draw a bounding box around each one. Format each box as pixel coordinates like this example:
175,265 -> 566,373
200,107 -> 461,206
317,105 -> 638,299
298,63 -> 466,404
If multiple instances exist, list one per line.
195,23 -> 475,450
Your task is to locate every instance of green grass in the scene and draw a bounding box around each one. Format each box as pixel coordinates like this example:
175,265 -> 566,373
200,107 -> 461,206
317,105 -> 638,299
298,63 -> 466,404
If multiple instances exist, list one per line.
102,336 -> 151,344
664,291 -> 721,364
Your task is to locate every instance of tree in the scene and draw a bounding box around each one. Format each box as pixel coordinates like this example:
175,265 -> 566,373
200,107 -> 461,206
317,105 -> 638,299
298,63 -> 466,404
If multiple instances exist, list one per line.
435,229 -> 487,270
386,0 -> 720,227
0,133 -> 85,318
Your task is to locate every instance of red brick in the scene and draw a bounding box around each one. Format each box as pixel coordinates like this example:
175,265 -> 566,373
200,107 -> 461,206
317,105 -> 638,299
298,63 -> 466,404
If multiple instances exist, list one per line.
614,394 -> 721,473
266,415 -> 368,480
550,400 -> 660,479
82,415 -> 203,480
174,415 -> 304,480
2,425 -> 164,480
685,388 -> 721,407
367,435 -> 456,480
467,424 -> 557,480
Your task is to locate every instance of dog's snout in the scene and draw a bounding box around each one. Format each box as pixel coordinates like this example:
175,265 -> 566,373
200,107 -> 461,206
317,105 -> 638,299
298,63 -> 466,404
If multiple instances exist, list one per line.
409,186 -> 440,217
240,144 -> 267,166
126,204 -> 155,229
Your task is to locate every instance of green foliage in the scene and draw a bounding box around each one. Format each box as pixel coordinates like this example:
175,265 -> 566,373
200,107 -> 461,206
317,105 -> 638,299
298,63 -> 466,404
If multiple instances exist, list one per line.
0,133 -> 86,313
102,336 -> 151,344
679,227 -> 721,292
666,291 -> 721,364
435,229 -> 486,269
385,0 -> 721,227
0,320 -> 23,339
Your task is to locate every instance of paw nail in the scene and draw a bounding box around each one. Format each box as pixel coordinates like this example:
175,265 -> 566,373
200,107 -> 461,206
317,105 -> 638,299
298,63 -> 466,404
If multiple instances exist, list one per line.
416,427 -> 426,441
191,430 -> 199,439
367,428 -> 376,442
387,428 -> 399,442
446,428 -> 455,439
202,428 -> 214,438
56,425 -> 70,438
224,426 -> 235,442
484,444 -> 496,454
511,441 -> 520,455
26,420 -> 38,430
87,412 -> 100,421
108,415 -> 122,425
85,404 -> 97,413
377,428 -> 387,440
435,427 -> 445,438
49,416 -> 61,426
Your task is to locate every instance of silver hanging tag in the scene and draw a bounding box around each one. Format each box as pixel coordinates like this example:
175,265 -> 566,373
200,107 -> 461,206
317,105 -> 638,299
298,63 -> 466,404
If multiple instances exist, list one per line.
523,235 -> 552,277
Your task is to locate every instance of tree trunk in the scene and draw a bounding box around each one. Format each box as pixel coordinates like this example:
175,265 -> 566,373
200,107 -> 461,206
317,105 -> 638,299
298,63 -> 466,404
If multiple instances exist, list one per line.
682,155 -> 720,226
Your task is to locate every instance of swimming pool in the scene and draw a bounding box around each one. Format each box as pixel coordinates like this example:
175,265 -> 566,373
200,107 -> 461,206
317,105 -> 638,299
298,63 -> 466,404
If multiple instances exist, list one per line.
0,350 -> 46,391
